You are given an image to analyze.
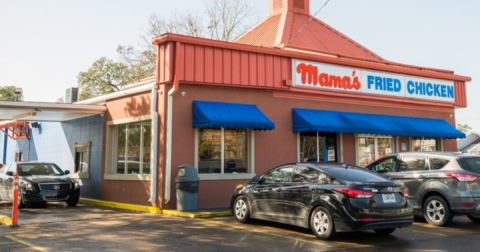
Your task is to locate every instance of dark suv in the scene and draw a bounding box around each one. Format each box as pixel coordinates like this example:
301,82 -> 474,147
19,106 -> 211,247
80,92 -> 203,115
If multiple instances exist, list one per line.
365,152 -> 480,226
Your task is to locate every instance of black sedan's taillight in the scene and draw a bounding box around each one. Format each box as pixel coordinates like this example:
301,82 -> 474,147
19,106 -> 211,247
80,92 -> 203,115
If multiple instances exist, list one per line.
332,188 -> 375,199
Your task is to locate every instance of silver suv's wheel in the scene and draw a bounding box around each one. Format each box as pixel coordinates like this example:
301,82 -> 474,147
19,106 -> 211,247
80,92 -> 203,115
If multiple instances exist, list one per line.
310,206 -> 336,240
423,196 -> 453,226
233,196 -> 250,223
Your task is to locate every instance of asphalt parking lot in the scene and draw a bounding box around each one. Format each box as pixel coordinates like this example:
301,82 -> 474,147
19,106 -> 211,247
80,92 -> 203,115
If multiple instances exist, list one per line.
1,202 -> 480,252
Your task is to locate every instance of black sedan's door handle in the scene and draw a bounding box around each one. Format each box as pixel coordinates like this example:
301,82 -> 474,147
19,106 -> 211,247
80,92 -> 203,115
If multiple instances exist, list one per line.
274,188 -> 282,192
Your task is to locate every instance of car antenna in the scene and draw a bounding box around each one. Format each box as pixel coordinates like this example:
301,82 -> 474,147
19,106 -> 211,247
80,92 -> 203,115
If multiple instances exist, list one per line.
342,163 -> 349,169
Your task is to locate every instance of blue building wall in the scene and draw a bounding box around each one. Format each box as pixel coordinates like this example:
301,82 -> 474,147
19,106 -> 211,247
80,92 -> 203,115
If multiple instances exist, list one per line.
0,115 -> 104,199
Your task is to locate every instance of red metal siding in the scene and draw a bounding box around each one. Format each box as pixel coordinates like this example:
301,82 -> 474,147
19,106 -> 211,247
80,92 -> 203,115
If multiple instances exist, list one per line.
177,42 -> 291,90
249,53 -> 258,86
157,42 -> 174,83
454,81 -> 467,107
213,49 -> 223,84
257,54 -> 266,87
184,44 -> 195,82
223,49 -> 232,84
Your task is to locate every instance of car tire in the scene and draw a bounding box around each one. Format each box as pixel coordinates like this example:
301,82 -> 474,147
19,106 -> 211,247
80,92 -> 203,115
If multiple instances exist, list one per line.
310,206 -> 336,240
66,197 -> 79,207
18,193 -> 26,209
373,228 -> 396,235
466,214 -> 480,223
423,196 -> 453,226
233,196 -> 250,223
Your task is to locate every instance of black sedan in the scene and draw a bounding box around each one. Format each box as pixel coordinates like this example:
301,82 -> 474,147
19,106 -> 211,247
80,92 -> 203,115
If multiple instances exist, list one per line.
0,162 -> 80,207
231,163 -> 413,240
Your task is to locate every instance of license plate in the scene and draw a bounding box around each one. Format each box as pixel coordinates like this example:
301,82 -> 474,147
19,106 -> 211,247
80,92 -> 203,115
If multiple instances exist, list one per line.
382,193 -> 396,203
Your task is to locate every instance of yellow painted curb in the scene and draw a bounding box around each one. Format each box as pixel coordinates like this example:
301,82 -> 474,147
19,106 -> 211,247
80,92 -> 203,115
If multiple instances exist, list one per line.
79,198 -> 162,214
0,214 -> 12,226
79,198 -> 231,218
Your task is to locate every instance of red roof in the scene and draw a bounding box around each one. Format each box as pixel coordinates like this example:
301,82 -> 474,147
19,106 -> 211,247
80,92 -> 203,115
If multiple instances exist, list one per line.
236,12 -> 384,62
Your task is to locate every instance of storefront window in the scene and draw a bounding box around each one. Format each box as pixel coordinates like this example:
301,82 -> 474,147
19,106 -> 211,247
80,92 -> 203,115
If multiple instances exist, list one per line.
358,136 -> 375,167
197,128 -> 250,174
411,138 -> 440,151
115,121 -> 151,174
299,132 -> 337,162
357,135 -> 394,167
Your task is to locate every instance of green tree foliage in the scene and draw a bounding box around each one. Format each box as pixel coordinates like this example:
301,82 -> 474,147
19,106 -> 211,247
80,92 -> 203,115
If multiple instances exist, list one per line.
77,57 -> 135,100
456,123 -> 472,134
0,86 -> 22,101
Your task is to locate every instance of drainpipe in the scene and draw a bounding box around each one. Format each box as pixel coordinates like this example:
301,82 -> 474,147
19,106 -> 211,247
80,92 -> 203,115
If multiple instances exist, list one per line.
165,41 -> 181,204
148,84 -> 159,205
2,129 -> 7,164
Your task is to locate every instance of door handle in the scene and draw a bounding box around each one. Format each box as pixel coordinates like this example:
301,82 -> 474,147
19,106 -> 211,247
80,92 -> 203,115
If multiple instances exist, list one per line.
417,175 -> 424,179
274,188 -> 282,192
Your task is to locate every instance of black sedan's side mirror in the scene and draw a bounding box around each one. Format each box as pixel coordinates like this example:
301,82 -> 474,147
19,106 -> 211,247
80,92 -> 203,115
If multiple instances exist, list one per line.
252,176 -> 260,183
6,171 -> 14,176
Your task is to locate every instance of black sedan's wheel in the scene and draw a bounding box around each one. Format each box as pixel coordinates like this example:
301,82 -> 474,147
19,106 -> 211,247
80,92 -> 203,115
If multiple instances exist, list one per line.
373,228 -> 396,235
467,214 -> 480,223
310,206 -> 336,240
66,197 -> 79,207
423,196 -> 453,226
233,196 -> 250,223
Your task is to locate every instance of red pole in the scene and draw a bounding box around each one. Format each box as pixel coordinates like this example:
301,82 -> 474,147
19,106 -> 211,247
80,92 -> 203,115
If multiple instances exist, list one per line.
11,171 -> 19,227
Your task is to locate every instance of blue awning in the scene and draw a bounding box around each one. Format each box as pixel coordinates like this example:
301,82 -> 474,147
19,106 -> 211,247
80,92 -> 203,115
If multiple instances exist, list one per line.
193,101 -> 275,130
292,108 -> 465,139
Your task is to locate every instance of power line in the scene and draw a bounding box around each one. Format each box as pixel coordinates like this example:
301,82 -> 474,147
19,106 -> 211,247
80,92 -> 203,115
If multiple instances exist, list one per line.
287,0 -> 330,45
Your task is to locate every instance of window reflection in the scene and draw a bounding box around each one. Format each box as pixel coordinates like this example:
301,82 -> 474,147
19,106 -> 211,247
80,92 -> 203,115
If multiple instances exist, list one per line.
115,121 -> 151,175
198,128 -> 249,174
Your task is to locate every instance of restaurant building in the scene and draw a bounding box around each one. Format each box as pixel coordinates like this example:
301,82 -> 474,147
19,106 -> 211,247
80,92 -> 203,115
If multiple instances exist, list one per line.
0,0 -> 470,210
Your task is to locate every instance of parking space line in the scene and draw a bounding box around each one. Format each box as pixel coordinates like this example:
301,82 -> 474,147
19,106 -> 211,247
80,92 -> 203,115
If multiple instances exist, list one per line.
405,228 -> 450,237
5,235 -> 50,252
196,218 -> 374,249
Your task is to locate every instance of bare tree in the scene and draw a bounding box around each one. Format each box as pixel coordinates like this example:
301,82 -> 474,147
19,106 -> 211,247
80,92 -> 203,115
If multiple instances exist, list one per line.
205,0 -> 258,41
80,0 -> 259,99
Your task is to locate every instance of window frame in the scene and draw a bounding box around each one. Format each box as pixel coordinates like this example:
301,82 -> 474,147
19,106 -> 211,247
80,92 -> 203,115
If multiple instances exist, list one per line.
356,134 -> 395,167
194,127 -> 255,180
104,116 -> 152,181
410,137 -> 442,152
297,132 -> 338,163
73,142 -> 91,179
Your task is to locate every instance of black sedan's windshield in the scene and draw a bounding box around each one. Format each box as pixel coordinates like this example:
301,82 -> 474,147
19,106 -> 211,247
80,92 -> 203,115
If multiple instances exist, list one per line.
17,163 -> 65,176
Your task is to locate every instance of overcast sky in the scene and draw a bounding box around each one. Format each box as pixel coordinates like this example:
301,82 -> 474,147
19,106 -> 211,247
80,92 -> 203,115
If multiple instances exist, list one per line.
1,0 -> 479,131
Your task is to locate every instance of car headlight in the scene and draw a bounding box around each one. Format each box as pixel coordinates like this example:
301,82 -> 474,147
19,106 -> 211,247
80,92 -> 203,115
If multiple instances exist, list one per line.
22,182 -> 34,191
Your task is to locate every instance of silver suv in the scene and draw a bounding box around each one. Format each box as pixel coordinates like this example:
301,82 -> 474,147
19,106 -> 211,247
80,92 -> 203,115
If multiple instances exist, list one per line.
365,152 -> 480,226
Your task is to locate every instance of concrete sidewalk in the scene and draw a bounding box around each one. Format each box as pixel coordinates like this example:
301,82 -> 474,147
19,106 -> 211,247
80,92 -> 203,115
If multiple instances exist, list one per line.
0,198 -> 232,226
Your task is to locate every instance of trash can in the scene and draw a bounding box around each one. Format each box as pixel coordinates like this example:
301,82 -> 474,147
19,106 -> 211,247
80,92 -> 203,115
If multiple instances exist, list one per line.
175,164 -> 199,211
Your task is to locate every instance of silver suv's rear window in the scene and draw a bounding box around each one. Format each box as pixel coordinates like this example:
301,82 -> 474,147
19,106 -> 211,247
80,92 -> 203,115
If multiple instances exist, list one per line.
459,157 -> 480,174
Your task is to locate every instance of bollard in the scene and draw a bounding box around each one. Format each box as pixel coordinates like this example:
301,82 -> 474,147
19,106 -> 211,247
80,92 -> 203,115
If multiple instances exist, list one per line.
11,171 -> 19,227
